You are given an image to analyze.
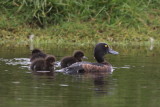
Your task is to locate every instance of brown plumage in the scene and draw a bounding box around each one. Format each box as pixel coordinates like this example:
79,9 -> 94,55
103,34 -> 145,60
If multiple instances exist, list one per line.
30,49 -> 47,62
60,50 -> 86,68
82,63 -> 112,72
30,55 -> 56,72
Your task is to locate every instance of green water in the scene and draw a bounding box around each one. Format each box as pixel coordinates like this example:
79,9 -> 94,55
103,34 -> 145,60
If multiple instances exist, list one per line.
0,45 -> 160,107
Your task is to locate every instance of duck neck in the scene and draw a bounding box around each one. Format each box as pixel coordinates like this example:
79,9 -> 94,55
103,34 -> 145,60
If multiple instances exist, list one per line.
75,57 -> 82,62
45,61 -> 53,70
94,46 -> 107,63
94,55 -> 105,63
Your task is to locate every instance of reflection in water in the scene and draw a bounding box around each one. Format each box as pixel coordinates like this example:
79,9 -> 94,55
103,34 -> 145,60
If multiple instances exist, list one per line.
59,84 -> 69,87
74,72 -> 112,96
31,70 -> 55,79
93,74 -> 109,95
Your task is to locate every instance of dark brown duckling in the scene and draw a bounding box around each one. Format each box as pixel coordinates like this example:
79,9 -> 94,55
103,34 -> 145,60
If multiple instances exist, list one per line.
30,49 -> 47,62
30,55 -> 56,72
60,50 -> 87,68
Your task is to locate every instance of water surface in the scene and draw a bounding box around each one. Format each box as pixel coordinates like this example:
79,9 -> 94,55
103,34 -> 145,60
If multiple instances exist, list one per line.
0,45 -> 160,107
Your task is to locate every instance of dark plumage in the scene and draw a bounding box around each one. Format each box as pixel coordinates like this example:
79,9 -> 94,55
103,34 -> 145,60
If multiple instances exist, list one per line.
30,49 -> 47,62
30,55 -> 56,72
60,50 -> 87,68
60,43 -> 119,74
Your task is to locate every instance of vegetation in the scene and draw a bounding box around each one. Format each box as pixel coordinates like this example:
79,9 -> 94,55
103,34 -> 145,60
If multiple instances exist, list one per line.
0,0 -> 160,46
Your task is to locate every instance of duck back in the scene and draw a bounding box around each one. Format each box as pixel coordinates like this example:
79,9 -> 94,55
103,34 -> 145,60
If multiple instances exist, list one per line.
60,56 -> 77,68
59,61 -> 112,74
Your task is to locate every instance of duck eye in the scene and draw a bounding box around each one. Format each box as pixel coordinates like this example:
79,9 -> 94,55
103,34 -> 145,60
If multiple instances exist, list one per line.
104,45 -> 108,48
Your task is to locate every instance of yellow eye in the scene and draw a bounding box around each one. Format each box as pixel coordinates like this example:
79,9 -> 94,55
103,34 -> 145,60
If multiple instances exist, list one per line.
105,45 -> 108,48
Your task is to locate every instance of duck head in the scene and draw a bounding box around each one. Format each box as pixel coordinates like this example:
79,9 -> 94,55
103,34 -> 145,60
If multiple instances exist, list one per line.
45,55 -> 56,66
94,43 -> 119,63
73,50 -> 87,61
31,49 -> 42,55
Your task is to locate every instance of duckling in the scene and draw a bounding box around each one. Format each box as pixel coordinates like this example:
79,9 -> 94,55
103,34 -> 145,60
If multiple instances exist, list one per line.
60,50 -> 87,68
30,55 -> 56,72
61,43 -> 118,74
30,49 -> 47,62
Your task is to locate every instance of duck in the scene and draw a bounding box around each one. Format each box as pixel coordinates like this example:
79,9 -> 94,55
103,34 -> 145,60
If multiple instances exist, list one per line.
30,49 -> 47,62
30,55 -> 56,72
60,50 -> 87,68
59,43 -> 118,74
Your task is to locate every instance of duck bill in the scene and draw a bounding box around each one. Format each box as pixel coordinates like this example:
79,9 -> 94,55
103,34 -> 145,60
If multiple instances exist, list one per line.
108,48 -> 119,55
82,56 -> 88,59
50,62 -> 55,65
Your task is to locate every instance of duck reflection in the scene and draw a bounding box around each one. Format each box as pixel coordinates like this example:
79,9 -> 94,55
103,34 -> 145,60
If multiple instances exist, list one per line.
93,74 -> 109,95
81,72 -> 112,96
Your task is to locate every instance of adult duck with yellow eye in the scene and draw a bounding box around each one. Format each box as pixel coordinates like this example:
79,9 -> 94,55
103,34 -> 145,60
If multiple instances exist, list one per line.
57,43 -> 119,74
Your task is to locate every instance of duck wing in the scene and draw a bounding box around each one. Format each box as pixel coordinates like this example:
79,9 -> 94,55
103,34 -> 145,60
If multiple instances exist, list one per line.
56,61 -> 112,74
56,61 -> 91,74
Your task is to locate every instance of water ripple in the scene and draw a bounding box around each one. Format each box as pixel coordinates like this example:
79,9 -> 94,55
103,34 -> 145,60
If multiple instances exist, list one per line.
0,58 -> 30,69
